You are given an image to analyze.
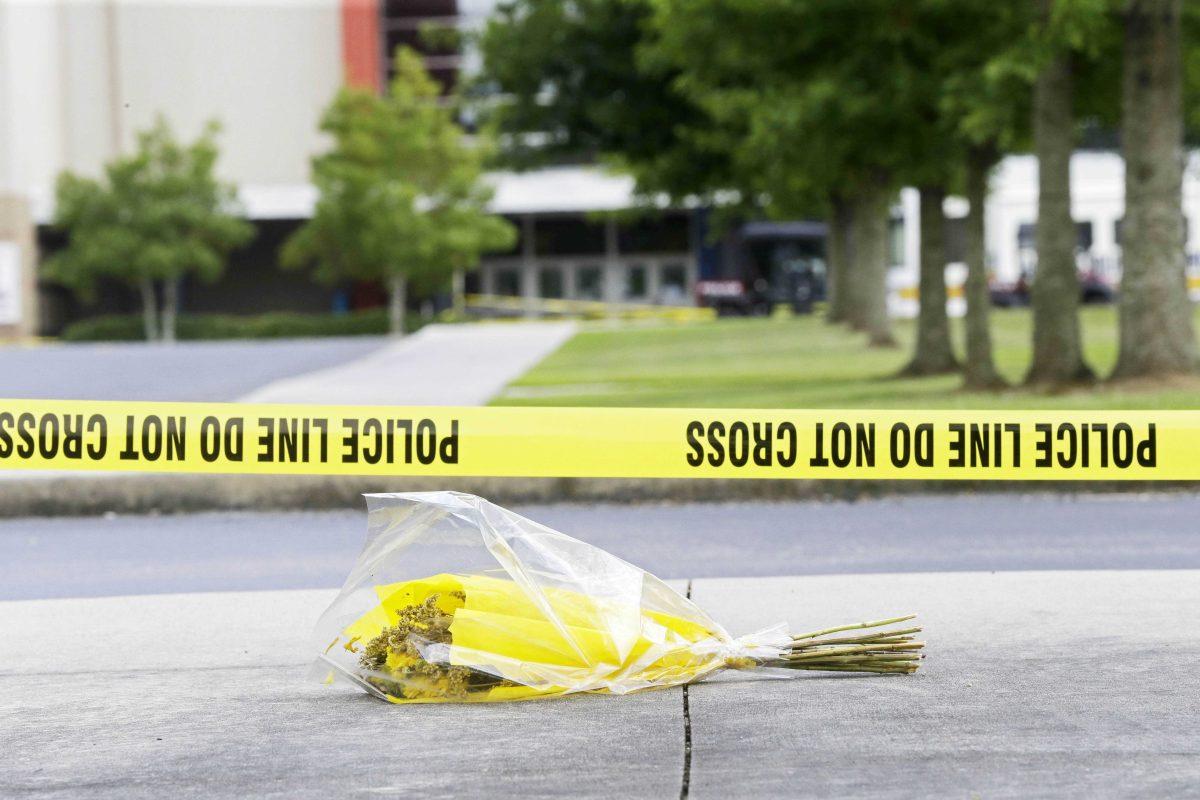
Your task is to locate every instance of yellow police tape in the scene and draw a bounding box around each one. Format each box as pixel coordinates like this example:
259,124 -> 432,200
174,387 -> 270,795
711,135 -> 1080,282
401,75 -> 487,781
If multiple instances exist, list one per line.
0,398 -> 1191,480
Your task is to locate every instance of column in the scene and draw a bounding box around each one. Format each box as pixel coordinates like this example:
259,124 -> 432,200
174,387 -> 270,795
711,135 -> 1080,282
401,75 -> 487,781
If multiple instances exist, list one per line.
520,215 -> 537,316
603,216 -> 621,304
0,194 -> 38,339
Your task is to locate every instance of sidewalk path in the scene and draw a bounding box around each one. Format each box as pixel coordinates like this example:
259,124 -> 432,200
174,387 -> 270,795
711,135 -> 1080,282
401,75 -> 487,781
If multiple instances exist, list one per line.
2,570 -> 1196,798
687,570 -> 1200,798
0,585 -> 684,800
239,321 -> 577,406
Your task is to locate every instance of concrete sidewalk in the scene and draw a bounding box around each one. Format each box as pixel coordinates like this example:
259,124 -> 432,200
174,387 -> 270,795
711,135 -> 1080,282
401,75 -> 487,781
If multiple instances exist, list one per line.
2,570 -> 1197,798
239,321 -> 576,405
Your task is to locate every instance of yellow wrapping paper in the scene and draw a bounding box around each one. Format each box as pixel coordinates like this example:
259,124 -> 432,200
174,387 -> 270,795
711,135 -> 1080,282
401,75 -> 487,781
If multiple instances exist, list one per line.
338,572 -> 724,702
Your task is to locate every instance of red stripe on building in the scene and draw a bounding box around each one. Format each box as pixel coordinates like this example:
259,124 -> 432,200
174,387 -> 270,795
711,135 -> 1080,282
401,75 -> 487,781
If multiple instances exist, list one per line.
341,0 -> 381,91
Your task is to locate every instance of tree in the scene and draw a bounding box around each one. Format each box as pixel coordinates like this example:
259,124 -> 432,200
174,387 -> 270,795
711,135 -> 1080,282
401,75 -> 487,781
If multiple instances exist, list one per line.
895,6 -> 969,376
902,184 -> 959,374
1028,37 -> 1092,384
645,0 -> 930,346
1112,0 -> 1196,377
844,179 -> 896,346
285,49 -> 516,336
930,0 -> 1037,389
1024,0 -> 1115,386
1187,4 -> 1200,142
481,0 -> 914,346
476,0 -> 731,200
825,196 -> 854,324
46,117 -> 251,342
959,146 -> 1007,388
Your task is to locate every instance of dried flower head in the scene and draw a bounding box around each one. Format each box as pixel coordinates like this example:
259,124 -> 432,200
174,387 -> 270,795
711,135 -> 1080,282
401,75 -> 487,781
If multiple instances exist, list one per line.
359,591 -> 510,700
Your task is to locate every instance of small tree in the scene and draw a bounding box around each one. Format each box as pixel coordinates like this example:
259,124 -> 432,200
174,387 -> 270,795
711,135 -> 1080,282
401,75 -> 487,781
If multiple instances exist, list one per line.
46,118 -> 251,342
285,48 -> 515,336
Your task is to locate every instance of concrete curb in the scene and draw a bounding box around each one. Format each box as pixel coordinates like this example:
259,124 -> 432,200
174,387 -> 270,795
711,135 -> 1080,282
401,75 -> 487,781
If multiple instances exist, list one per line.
0,472 -> 1196,517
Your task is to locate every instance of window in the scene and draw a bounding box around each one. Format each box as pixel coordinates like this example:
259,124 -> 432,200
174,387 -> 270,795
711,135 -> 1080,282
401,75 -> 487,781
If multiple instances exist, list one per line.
576,265 -> 603,300
538,266 -> 563,298
1016,224 -> 1037,277
944,217 -> 966,264
887,216 -> 905,267
659,263 -> 688,304
1076,221 -> 1093,252
380,0 -> 461,94
618,214 -> 690,253
494,268 -> 520,297
625,264 -> 647,300
534,217 -> 606,256
1016,222 -> 1094,252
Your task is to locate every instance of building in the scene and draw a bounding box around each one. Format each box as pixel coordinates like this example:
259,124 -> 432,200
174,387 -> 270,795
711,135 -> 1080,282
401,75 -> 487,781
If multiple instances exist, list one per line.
476,168 -> 698,306
985,151 -> 1200,299
0,0 -> 344,334
2,1 -> 1198,337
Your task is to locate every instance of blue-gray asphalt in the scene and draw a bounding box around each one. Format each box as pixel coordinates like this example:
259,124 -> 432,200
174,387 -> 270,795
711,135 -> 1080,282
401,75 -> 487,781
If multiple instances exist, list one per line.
3,492 -> 1197,600
0,337 -> 385,401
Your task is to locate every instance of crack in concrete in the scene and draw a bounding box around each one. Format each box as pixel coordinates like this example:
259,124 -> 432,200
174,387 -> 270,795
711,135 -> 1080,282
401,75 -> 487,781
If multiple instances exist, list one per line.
680,578 -> 694,800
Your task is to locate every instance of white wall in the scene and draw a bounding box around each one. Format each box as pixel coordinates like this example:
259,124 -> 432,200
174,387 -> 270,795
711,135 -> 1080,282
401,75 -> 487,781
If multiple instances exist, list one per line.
1,0 -> 343,222
111,0 -> 341,185
889,150 -> 1200,316
985,151 -> 1200,285
0,0 -> 67,207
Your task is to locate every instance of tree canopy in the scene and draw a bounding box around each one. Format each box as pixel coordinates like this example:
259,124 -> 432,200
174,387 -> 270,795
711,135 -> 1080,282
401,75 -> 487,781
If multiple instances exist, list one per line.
476,0 -> 733,201
46,117 -> 252,341
284,48 -> 516,334
478,0 -> 1198,377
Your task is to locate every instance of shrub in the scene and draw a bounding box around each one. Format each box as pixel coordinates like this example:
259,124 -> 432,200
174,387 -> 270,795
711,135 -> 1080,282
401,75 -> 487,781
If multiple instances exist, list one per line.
58,309 -> 426,342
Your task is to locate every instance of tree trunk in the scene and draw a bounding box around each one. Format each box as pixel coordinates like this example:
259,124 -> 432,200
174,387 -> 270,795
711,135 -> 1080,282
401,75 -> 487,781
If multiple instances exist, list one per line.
848,181 -> 896,347
161,277 -> 180,344
139,278 -> 159,342
826,197 -> 854,324
963,146 -> 1006,389
388,274 -> 407,337
1113,0 -> 1196,378
1026,25 -> 1093,386
901,184 -> 958,375
451,268 -> 466,316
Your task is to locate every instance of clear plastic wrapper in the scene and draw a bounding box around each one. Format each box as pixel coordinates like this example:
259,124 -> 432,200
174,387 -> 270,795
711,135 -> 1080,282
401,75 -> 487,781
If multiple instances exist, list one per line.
312,491 -> 922,703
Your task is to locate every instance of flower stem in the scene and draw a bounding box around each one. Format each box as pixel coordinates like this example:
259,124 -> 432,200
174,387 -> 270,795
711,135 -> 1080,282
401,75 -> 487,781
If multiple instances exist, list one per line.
759,614 -> 925,675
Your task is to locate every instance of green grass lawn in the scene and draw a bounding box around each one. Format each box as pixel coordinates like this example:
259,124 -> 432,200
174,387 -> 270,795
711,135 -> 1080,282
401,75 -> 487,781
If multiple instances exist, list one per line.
492,306 -> 1200,409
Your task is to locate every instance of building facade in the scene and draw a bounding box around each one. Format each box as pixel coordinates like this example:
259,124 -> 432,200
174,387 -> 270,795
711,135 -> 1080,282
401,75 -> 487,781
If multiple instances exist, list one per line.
2,1 -> 1199,336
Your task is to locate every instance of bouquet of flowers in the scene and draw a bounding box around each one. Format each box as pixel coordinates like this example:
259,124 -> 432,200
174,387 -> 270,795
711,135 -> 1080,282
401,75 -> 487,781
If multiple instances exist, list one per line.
312,492 -> 923,703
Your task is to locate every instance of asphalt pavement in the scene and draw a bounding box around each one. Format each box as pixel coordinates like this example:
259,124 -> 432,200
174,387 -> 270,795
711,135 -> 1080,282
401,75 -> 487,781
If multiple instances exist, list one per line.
0,337 -> 385,401
3,492 -> 1199,600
